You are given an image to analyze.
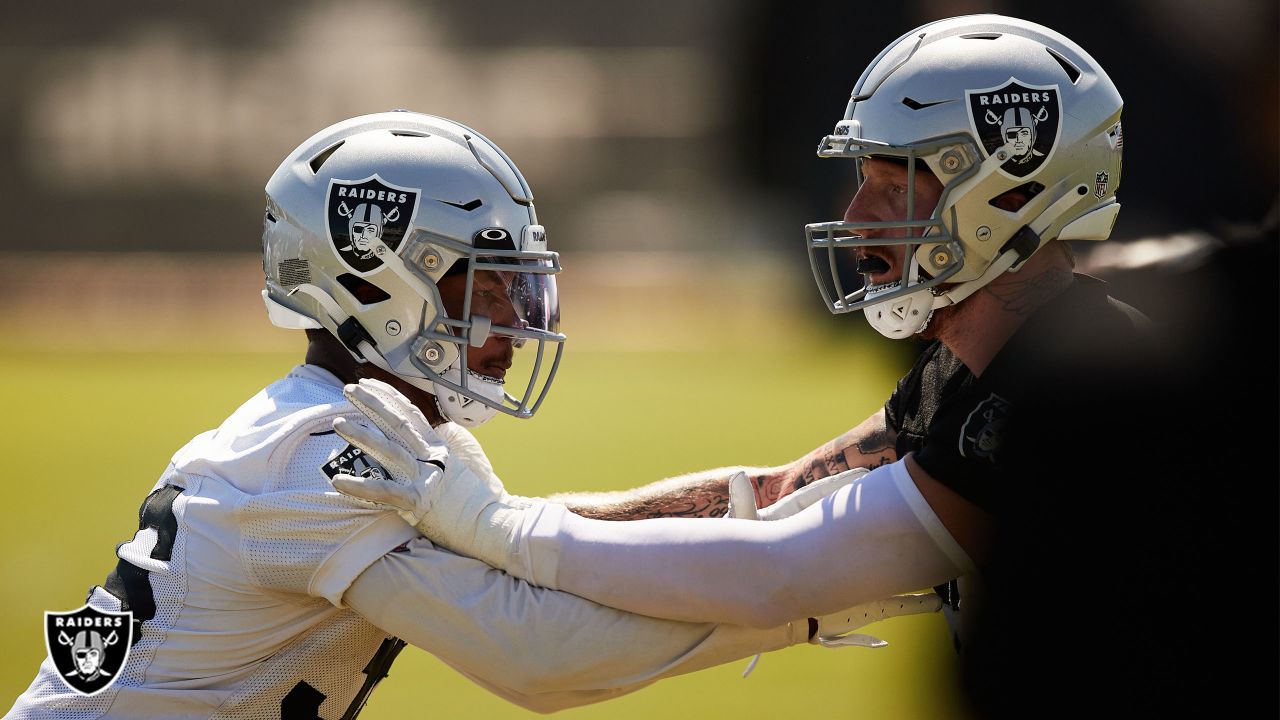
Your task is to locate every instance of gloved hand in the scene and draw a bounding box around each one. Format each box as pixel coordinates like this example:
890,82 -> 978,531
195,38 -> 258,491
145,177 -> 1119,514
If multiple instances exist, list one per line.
726,466 -> 870,521
726,465 -> 939,676
810,593 -> 943,648
330,378 -> 532,573
329,378 -> 449,527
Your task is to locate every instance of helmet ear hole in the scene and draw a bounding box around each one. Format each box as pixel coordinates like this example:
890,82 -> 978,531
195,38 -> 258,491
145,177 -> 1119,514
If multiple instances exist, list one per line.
335,273 -> 391,305
988,181 -> 1045,212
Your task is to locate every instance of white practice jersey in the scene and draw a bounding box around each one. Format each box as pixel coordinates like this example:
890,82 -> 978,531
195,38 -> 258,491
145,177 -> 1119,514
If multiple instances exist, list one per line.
9,365 -> 422,719
9,365 -> 811,720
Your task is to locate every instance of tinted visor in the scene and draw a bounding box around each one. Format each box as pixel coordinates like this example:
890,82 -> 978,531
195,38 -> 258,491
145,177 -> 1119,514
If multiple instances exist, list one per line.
471,255 -> 560,336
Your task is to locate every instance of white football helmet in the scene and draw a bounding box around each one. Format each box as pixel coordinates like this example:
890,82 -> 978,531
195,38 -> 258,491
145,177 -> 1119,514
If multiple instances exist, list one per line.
805,15 -> 1125,338
262,111 -> 564,426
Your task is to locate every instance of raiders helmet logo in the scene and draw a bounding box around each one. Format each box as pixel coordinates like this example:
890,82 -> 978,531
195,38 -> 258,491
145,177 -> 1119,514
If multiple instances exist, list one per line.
326,175 -> 421,275
966,78 -> 1062,179
45,605 -> 133,696
958,393 -> 1012,463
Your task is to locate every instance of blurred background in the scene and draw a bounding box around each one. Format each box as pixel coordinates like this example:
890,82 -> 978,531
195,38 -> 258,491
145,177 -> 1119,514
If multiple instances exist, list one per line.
1,0 -> 1275,717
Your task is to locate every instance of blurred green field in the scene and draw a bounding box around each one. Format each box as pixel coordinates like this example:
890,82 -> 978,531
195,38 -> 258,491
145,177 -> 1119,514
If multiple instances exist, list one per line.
0,345 -> 972,719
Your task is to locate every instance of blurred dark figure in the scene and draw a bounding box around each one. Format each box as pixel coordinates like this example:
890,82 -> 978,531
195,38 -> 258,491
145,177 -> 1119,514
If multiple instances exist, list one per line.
962,204 -> 1279,717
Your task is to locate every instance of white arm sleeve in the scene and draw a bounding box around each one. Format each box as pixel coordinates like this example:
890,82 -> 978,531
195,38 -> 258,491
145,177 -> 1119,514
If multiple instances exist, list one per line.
521,459 -> 975,628
344,537 -> 807,714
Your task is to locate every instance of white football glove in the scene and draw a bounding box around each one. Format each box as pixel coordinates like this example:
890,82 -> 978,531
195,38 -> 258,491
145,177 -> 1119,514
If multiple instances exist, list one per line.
329,379 -> 449,526
810,593 -> 944,648
330,378 -> 531,572
726,467 -> 870,521
727,466 -> 941,676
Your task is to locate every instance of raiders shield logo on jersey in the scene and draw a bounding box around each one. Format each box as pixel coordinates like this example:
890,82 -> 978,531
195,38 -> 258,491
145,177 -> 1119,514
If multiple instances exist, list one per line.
45,605 -> 133,696
958,393 -> 1011,463
321,442 -> 391,482
966,78 -> 1062,179
326,175 -> 420,275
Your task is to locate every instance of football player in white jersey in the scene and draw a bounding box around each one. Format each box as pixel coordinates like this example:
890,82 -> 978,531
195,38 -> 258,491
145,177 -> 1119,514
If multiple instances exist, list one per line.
6,111 -> 929,720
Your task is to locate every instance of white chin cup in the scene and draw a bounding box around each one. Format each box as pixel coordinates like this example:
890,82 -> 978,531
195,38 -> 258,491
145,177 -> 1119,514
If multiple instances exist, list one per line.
432,365 -> 504,428
863,283 -> 936,339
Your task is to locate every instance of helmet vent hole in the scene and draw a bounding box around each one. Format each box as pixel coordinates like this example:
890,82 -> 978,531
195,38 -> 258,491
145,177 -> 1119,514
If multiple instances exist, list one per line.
308,140 -> 345,173
336,273 -> 392,305
1046,47 -> 1082,84
390,130 -> 430,138
277,258 -> 311,287
265,210 -> 277,224
960,33 -> 1001,40
439,198 -> 484,211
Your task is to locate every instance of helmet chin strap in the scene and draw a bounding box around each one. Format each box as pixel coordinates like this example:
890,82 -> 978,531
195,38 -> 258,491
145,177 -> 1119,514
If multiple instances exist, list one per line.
429,365 -> 503,428
864,262 -> 936,339
289,284 -> 395,373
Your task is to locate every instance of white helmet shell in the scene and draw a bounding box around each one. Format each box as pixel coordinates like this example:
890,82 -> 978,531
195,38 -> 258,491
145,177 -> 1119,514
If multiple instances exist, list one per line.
805,15 -> 1124,337
261,111 -> 564,424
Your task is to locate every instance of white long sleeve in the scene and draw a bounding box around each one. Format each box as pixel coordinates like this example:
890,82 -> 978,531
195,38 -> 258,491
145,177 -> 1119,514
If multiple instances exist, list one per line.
519,459 -> 974,628
344,537 -> 807,714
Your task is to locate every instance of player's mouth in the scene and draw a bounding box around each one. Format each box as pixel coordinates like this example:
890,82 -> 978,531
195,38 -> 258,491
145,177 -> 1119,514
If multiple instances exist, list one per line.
481,357 -> 513,380
856,251 -> 896,285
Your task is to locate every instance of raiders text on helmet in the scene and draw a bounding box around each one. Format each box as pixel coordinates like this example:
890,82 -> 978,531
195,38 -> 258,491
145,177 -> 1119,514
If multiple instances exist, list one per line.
805,14 -> 1124,338
261,111 -> 565,426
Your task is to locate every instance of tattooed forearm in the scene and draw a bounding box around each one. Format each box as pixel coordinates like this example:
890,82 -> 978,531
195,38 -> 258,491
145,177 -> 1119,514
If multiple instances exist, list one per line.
551,474 -> 736,521
633,491 -> 730,520
854,424 -> 893,454
853,422 -> 896,469
564,490 -> 730,521
755,409 -> 899,507
793,433 -> 859,492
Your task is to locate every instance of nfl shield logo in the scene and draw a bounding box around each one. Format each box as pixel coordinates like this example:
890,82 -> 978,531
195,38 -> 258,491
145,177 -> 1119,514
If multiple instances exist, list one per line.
45,605 -> 133,696
1094,171 -> 1110,199
325,175 -> 421,275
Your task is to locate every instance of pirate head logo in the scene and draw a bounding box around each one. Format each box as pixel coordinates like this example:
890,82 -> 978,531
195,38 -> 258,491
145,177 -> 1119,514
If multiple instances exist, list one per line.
966,78 -> 1062,179
321,441 -> 390,482
45,605 -> 133,696
326,175 -> 421,275
958,393 -> 1012,464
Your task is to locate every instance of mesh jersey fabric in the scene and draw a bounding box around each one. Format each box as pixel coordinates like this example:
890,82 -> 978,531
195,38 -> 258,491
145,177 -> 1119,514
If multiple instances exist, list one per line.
7,365 -> 418,720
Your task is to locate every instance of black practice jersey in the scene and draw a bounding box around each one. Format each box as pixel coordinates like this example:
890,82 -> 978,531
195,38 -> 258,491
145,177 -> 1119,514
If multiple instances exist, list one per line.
883,274 -> 1151,514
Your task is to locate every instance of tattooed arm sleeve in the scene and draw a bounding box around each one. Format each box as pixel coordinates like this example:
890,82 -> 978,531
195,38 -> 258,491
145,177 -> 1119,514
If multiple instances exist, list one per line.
752,409 -> 898,508
546,409 -> 896,520
547,470 -> 741,520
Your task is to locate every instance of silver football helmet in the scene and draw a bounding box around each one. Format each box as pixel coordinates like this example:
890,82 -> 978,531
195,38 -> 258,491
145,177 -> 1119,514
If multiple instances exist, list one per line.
262,111 -> 564,426
806,15 -> 1124,338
